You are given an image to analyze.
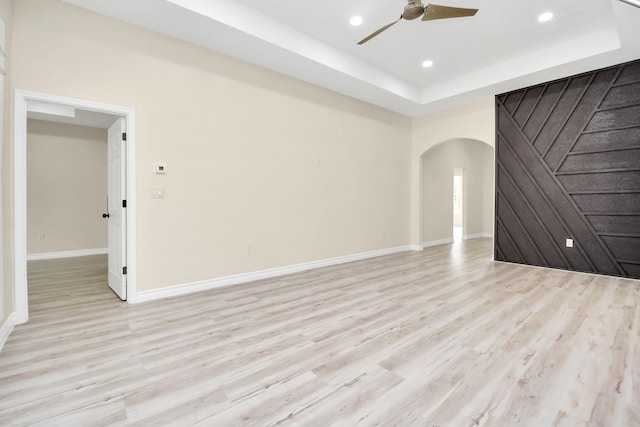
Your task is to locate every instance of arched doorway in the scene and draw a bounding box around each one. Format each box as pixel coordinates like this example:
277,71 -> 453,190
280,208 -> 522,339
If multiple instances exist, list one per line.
419,138 -> 494,247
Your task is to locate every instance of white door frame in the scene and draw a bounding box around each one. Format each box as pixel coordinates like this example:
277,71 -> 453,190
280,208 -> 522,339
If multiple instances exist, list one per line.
13,89 -> 137,324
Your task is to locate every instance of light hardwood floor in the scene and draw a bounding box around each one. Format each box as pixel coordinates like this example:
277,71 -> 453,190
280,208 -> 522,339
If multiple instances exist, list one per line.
1,239 -> 639,426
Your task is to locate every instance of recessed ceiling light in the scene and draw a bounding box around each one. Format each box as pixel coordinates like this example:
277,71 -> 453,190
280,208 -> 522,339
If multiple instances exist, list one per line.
538,12 -> 554,22
422,60 -> 434,68
350,16 -> 363,26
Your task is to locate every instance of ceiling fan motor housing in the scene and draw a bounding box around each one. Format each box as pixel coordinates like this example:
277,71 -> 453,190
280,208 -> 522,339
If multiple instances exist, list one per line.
402,3 -> 425,20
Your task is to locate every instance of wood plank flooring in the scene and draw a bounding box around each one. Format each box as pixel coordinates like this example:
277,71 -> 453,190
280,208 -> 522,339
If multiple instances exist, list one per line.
0,239 -> 639,426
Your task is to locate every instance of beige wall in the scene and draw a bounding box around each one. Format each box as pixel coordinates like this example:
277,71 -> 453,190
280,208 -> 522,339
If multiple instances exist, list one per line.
26,120 -> 107,255
483,143 -> 495,233
421,139 -> 494,243
0,0 -> 499,322
0,0 -> 12,327
10,0 -> 412,292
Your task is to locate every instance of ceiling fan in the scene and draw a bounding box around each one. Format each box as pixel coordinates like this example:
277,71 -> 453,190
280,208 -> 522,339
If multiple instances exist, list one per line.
358,1 -> 479,45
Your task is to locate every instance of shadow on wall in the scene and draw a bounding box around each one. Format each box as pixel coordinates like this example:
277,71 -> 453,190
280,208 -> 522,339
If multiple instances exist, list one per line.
421,138 -> 494,247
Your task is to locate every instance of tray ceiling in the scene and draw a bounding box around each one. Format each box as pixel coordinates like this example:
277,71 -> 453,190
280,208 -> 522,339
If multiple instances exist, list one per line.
62,0 -> 640,116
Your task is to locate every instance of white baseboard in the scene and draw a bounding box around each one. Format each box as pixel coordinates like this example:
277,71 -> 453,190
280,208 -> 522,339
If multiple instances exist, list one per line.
27,248 -> 108,261
422,233 -> 493,249
463,233 -> 494,240
0,313 -> 16,352
422,238 -> 454,248
135,245 -> 414,303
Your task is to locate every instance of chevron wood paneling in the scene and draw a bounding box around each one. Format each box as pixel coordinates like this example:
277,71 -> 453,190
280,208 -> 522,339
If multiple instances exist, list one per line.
495,59 -> 640,279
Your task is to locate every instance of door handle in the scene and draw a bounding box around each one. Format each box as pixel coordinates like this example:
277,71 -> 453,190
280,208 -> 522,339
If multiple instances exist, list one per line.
102,213 -> 110,218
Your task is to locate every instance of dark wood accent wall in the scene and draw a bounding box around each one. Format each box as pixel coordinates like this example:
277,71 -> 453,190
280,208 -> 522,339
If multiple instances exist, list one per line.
495,59 -> 640,279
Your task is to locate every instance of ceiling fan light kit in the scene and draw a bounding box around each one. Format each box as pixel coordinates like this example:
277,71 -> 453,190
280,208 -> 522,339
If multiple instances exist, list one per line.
358,1 -> 479,45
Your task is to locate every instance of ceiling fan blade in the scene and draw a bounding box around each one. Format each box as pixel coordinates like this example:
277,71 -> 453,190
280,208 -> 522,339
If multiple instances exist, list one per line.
358,17 -> 402,45
422,4 -> 478,21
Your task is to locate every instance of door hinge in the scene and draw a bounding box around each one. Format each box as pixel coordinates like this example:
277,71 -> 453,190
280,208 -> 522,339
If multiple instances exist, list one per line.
122,200 -> 127,208
123,266 -> 127,275
122,132 -> 127,141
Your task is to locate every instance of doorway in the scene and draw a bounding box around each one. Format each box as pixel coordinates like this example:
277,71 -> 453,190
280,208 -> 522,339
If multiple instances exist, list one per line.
14,90 -> 137,324
420,139 -> 493,247
453,168 -> 463,242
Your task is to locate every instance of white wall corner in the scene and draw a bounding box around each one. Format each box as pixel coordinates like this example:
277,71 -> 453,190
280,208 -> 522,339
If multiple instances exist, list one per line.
422,238 -> 454,248
135,245 -> 415,303
0,313 -> 16,352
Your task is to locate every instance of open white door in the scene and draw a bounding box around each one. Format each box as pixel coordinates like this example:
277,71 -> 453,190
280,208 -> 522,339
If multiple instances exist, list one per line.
107,118 -> 127,300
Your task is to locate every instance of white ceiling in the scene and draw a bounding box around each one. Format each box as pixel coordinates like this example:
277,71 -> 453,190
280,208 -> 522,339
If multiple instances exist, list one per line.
62,0 -> 640,117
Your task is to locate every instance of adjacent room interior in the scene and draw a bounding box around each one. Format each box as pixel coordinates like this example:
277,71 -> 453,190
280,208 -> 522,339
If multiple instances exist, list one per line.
0,0 -> 639,425
26,119 -> 109,262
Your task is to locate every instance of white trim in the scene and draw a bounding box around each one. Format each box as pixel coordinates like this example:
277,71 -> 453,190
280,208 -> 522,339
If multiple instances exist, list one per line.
421,234 -> 493,249
463,233 -> 494,240
14,92 -> 27,324
0,18 -> 5,322
14,89 -> 137,323
0,313 -> 16,352
27,248 -> 108,261
136,245 -> 414,303
422,238 -> 454,248
409,244 -> 423,251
